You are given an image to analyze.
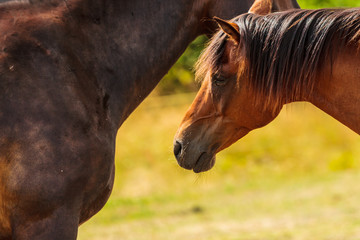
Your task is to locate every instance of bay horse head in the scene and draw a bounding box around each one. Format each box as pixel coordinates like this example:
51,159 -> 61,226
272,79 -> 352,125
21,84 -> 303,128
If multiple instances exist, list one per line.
174,6 -> 360,173
173,1 -> 290,173
173,16 -> 281,173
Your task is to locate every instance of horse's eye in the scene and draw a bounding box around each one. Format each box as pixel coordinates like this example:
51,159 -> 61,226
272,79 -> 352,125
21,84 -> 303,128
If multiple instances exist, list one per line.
213,75 -> 227,86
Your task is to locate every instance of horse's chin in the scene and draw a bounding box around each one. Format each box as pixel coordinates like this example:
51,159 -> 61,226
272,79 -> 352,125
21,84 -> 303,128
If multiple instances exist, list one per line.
189,152 -> 216,173
178,152 -> 215,173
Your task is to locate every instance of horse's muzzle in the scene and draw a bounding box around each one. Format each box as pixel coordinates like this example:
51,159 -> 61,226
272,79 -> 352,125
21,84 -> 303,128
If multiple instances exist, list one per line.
173,139 -> 216,173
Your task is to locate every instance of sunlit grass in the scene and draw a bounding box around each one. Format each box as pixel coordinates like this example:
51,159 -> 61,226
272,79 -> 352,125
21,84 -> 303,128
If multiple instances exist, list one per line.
78,93 -> 360,240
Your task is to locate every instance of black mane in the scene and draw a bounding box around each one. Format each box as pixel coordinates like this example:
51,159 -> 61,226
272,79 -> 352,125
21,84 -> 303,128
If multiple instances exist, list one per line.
196,8 -> 360,110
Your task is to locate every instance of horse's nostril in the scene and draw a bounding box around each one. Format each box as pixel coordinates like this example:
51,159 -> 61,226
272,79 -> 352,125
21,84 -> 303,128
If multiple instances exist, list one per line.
173,141 -> 182,158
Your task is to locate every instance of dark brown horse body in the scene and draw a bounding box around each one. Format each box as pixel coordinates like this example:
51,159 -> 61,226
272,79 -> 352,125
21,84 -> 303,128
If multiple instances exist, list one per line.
0,0 -> 300,239
174,7 -> 360,174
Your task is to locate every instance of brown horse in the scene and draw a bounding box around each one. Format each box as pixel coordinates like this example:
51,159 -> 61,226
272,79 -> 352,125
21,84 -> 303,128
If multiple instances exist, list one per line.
0,0 -> 300,239
174,7 -> 360,173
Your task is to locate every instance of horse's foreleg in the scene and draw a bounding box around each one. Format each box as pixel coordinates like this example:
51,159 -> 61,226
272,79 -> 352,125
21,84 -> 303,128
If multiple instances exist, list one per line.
11,206 -> 79,240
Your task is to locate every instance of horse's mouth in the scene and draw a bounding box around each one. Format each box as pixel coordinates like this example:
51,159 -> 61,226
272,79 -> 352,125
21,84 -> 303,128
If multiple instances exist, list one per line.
174,139 -> 217,173
193,152 -> 216,173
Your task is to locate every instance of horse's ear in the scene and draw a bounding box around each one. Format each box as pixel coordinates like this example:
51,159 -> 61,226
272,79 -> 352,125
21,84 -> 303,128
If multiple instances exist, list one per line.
248,0 -> 272,15
213,17 -> 240,44
249,0 -> 300,15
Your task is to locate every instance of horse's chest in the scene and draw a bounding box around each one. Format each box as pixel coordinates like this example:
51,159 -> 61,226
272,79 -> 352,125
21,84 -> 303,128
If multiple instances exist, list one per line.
79,155 -> 115,224
0,206 -> 11,239
76,135 -> 116,223
0,122 -> 116,227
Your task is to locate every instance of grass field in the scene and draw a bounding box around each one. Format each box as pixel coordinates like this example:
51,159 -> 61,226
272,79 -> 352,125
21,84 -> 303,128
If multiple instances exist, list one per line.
78,93 -> 360,240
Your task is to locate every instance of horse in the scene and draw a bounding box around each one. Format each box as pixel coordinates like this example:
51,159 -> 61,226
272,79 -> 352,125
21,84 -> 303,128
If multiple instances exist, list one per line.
0,0 -> 300,239
173,7 -> 360,174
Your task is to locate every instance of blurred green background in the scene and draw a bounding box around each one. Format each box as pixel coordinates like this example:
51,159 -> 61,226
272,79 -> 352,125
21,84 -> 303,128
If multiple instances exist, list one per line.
78,1 -> 360,239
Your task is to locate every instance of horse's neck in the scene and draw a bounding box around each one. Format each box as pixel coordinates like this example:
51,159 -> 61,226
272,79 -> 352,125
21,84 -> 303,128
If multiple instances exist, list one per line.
309,45 -> 360,134
64,0 -> 205,125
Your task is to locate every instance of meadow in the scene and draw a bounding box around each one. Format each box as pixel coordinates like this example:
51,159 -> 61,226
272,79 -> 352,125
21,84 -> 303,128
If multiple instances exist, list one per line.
78,1 -> 360,239
78,94 -> 360,240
